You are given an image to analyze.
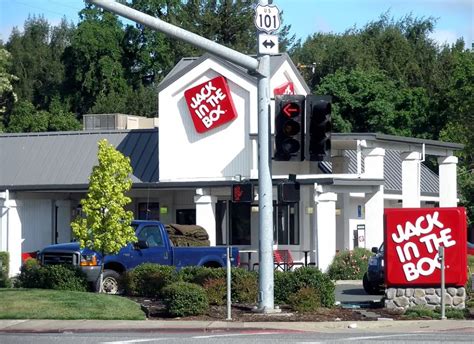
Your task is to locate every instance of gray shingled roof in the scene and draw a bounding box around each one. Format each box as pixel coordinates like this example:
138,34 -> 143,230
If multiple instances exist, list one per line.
0,129 -> 158,190
0,129 -> 439,195
319,150 -> 439,195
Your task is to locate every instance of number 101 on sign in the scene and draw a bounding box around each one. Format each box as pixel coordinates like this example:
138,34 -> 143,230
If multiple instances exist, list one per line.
254,4 -> 281,34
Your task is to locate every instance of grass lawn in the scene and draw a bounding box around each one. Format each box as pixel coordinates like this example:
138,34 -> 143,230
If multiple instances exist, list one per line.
0,289 -> 145,320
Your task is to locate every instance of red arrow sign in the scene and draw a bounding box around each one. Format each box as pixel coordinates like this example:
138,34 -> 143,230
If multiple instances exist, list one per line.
283,103 -> 300,118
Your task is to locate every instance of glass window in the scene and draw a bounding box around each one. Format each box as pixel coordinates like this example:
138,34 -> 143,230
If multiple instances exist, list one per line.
176,209 -> 196,225
138,202 -> 160,221
230,202 -> 251,245
137,226 -> 163,248
274,203 -> 299,245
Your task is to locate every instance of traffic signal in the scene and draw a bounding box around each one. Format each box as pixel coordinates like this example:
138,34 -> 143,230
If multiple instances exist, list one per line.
232,182 -> 254,203
278,181 -> 300,203
274,95 -> 305,161
306,95 -> 332,161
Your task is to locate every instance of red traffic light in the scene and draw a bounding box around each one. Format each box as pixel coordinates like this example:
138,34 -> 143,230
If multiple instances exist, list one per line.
282,102 -> 301,118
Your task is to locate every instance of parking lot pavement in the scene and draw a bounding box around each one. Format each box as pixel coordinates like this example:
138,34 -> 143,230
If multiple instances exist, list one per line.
335,280 -> 383,306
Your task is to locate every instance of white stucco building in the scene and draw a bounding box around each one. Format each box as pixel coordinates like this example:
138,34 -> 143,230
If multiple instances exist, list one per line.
0,53 -> 463,276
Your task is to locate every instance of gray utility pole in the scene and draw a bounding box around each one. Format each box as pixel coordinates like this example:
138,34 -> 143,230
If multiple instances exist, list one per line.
87,0 -> 275,312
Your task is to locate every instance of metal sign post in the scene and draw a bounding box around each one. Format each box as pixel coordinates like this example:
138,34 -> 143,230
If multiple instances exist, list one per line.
439,245 -> 446,320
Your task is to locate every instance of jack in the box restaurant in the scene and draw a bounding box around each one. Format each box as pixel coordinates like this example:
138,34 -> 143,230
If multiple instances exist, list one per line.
0,53 -> 466,277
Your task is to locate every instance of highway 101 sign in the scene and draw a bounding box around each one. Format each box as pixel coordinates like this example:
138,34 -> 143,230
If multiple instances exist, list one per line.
254,4 -> 281,34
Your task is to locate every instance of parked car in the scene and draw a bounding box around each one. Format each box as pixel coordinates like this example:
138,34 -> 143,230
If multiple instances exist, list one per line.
362,244 -> 385,295
468,242 -> 474,256
363,241 -> 474,295
38,220 -> 240,294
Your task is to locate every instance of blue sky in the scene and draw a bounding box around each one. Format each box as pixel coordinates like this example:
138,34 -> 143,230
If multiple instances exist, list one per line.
1,0 -> 472,47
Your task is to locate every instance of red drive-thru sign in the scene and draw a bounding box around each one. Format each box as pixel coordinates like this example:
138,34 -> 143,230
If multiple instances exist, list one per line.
184,76 -> 238,133
384,207 -> 467,287
274,81 -> 295,96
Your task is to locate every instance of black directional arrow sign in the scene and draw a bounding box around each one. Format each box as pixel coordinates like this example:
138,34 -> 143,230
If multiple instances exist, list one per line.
258,33 -> 279,55
263,39 -> 275,49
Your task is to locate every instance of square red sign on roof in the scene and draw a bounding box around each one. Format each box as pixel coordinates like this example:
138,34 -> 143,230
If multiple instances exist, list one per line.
384,207 -> 467,287
184,76 -> 238,134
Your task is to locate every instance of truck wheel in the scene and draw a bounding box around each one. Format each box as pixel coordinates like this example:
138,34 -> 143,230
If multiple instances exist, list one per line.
362,272 -> 377,295
99,270 -> 122,295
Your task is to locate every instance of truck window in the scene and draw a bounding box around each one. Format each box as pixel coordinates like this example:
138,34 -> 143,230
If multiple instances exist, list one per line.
137,226 -> 163,248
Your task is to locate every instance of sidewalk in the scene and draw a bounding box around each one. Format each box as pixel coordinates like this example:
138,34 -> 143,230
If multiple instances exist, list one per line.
0,319 -> 473,334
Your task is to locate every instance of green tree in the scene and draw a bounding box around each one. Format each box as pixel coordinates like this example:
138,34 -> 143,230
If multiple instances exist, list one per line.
71,139 -> 136,291
62,6 -> 128,114
0,47 -> 17,131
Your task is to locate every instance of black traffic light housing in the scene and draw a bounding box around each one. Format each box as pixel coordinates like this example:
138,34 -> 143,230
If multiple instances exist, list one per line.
278,181 -> 300,203
306,95 -> 332,161
232,182 -> 254,203
274,95 -> 305,161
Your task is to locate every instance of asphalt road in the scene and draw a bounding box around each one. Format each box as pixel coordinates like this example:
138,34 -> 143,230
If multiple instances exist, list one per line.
2,330 -> 474,344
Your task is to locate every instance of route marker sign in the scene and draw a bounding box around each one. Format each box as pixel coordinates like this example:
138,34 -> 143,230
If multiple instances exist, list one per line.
254,4 -> 281,34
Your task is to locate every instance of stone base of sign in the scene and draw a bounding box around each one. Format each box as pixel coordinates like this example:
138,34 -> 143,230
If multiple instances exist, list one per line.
384,287 -> 466,311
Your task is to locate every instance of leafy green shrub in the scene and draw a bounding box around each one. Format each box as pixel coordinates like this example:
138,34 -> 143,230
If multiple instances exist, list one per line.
17,261 -> 87,292
0,252 -> 11,288
203,277 -> 227,305
162,282 -> 209,317
180,267 -> 226,286
177,266 -> 204,283
16,259 -> 42,288
288,287 -> 321,313
231,268 -> 258,303
41,265 -> 88,291
293,267 -> 335,307
327,248 -> 372,280
274,270 -> 297,304
123,263 -> 177,297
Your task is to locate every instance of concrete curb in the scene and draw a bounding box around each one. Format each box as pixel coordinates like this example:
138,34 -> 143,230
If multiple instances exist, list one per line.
0,319 -> 473,334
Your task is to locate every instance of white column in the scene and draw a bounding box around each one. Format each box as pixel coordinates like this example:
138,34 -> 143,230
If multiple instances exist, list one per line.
401,151 -> 422,208
0,199 -> 22,277
340,193 -> 352,250
364,186 -> 384,249
194,189 -> 217,246
314,189 -> 337,272
362,147 -> 385,178
438,156 -> 458,207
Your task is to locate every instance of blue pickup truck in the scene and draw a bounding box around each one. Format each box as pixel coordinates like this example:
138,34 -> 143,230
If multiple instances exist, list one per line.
38,220 -> 239,293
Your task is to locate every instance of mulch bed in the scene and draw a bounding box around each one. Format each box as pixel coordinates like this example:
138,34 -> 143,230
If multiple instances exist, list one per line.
129,297 -> 404,322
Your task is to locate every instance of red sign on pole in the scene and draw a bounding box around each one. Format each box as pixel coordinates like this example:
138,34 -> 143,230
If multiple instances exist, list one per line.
184,76 -> 238,133
273,81 -> 295,96
384,207 -> 467,287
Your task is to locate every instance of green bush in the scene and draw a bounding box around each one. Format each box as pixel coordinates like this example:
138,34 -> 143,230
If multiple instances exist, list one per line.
231,268 -> 258,303
123,263 -> 177,297
203,277 -> 227,305
0,252 -> 10,288
41,265 -> 88,291
327,248 -> 372,280
16,259 -> 42,288
162,282 -> 209,317
17,261 -> 87,292
178,267 -> 226,286
293,267 -> 335,308
274,270 -> 297,304
288,286 -> 321,313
